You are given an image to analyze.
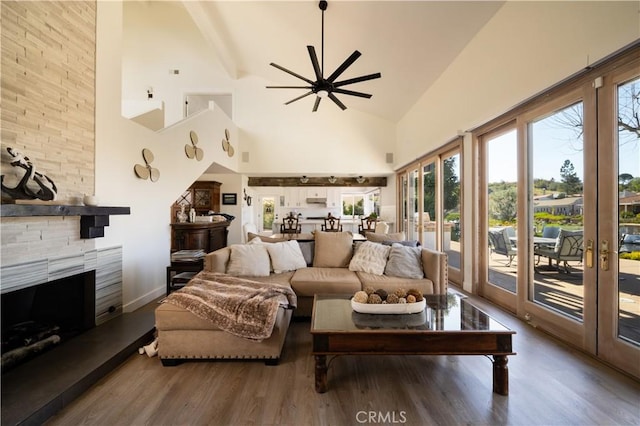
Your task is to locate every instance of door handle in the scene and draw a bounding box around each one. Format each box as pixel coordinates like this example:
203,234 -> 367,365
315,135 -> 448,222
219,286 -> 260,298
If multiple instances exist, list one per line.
600,240 -> 609,271
585,239 -> 594,268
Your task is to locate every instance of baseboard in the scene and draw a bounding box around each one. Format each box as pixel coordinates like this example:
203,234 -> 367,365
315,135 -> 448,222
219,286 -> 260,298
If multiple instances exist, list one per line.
123,286 -> 165,313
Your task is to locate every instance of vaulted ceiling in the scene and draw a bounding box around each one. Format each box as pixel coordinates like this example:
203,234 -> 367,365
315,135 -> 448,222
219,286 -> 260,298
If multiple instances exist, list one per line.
183,1 -> 504,123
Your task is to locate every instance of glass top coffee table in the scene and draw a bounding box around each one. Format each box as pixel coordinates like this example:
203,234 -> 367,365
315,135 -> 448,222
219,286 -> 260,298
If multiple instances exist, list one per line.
310,292 -> 515,395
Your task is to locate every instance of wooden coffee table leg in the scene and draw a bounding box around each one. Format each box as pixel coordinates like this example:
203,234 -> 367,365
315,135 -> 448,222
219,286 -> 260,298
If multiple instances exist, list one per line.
492,355 -> 509,395
315,355 -> 328,393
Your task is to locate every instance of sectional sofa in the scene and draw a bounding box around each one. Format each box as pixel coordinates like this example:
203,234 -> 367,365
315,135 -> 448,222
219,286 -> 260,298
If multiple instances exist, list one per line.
155,231 -> 448,365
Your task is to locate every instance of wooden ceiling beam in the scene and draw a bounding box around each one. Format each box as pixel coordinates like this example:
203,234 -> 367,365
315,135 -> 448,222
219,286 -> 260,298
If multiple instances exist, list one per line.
248,176 -> 387,187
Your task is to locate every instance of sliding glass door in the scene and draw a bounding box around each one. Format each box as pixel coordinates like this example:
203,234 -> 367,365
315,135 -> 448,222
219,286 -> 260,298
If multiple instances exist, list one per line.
398,143 -> 463,286
480,127 -> 518,311
476,54 -> 639,377
596,67 -> 639,376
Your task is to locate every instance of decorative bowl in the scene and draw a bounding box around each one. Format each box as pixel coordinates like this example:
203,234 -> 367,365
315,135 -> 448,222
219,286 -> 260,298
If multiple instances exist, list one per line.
351,298 -> 426,314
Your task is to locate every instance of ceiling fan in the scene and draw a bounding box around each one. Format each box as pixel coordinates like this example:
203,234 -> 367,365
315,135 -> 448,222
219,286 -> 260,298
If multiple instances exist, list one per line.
266,0 -> 381,112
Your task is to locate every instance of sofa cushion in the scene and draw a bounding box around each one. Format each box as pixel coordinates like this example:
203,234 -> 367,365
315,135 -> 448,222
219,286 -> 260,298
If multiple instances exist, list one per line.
381,240 -> 420,247
348,241 -> 391,275
356,272 -> 434,295
226,244 -> 270,277
265,240 -> 307,273
313,231 -> 354,268
385,245 -> 424,279
366,231 -> 406,243
291,267 -> 361,296
248,232 -> 287,243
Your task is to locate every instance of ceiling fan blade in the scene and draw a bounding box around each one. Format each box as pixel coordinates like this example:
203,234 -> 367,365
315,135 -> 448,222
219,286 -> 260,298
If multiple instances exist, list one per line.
326,50 -> 361,83
333,72 -> 382,88
328,93 -> 347,110
312,96 -> 321,112
270,62 -> 315,85
332,88 -> 372,99
307,46 -> 323,81
284,91 -> 314,105
266,86 -> 313,89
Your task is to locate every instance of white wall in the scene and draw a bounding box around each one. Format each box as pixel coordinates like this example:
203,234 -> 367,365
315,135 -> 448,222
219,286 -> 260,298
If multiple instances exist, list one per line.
96,2 -> 239,311
121,1 -> 396,178
396,1 -> 640,167
396,1 -> 639,292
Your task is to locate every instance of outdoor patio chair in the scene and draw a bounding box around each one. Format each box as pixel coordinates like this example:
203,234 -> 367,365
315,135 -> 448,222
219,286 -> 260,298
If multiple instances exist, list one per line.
541,225 -> 561,239
488,228 -> 517,266
534,229 -> 583,273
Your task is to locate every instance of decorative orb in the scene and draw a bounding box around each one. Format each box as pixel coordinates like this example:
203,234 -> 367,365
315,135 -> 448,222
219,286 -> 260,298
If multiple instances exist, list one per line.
374,289 -> 388,301
353,291 -> 368,303
394,288 -> 407,298
386,294 -> 399,304
407,295 -> 416,303
368,294 -> 383,304
407,288 -> 424,302
398,298 -> 407,304
364,286 -> 376,295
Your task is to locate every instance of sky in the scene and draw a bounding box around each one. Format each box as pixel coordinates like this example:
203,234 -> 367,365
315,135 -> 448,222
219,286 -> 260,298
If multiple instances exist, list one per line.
487,108 -> 639,185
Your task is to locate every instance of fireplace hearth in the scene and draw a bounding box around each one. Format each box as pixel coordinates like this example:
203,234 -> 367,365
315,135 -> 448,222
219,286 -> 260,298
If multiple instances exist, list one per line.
1,271 -> 96,372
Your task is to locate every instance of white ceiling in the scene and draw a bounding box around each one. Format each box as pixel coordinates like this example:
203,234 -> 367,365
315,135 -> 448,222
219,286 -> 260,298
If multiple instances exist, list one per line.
185,1 -> 505,123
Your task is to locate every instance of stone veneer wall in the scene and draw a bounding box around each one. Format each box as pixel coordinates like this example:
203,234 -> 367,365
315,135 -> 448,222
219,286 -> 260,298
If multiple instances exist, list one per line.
1,1 -> 97,266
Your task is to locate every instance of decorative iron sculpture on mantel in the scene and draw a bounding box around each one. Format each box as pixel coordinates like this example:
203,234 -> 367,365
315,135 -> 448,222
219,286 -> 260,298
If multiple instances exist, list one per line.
1,147 -> 58,201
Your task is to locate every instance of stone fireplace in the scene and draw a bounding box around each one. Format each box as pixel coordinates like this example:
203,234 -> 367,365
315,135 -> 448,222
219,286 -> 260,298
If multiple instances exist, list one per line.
1,271 -> 96,371
0,243 -> 123,372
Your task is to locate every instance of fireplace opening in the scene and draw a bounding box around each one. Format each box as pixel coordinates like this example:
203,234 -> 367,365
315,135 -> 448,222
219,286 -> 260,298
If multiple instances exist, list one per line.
1,271 -> 96,373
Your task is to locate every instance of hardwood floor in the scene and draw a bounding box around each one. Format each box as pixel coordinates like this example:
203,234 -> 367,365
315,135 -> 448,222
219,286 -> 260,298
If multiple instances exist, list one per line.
45,294 -> 640,426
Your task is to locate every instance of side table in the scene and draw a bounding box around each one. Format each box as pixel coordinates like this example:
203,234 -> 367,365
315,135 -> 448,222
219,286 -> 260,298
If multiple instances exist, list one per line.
166,250 -> 205,294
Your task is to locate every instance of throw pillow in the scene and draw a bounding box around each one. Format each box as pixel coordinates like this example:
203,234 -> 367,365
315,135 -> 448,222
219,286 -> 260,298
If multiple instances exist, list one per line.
297,241 -> 315,266
384,244 -> 424,279
348,241 -> 391,275
265,240 -> 307,273
366,231 -> 406,243
226,244 -> 270,277
313,231 -> 354,268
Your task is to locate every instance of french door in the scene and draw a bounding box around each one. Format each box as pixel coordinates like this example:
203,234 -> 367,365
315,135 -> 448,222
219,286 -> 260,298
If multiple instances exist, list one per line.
479,53 -> 639,378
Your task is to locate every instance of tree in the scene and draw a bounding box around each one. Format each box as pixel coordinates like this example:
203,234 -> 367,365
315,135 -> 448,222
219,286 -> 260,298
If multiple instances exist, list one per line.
619,173 -> 634,191
422,157 -> 460,220
489,187 -> 517,222
552,78 -> 639,147
560,159 -> 582,195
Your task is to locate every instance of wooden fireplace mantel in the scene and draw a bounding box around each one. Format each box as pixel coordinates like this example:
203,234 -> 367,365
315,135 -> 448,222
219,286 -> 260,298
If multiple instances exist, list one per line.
0,204 -> 131,239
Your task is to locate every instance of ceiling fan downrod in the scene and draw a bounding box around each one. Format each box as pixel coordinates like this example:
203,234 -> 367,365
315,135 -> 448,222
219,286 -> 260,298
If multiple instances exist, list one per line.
320,0 -> 327,78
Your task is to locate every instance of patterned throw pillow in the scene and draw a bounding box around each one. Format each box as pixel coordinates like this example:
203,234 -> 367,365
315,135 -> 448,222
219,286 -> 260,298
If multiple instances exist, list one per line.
265,240 -> 307,273
384,244 -> 424,279
226,244 -> 270,277
348,241 -> 391,275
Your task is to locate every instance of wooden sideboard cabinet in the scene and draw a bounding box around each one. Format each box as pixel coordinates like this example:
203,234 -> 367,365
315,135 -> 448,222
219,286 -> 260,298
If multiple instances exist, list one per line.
170,221 -> 230,253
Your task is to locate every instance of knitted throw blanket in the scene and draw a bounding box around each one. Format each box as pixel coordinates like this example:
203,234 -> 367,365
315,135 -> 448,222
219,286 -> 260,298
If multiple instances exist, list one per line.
163,272 -> 297,341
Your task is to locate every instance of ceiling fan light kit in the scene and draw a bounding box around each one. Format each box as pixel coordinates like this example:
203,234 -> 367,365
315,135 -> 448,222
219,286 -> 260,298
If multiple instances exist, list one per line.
266,0 -> 381,112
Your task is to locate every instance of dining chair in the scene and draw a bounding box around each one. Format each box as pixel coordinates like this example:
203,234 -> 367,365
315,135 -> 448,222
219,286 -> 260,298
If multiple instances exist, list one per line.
321,214 -> 342,232
280,214 -> 301,234
358,215 -> 378,235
